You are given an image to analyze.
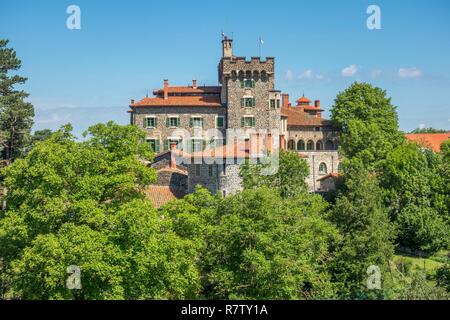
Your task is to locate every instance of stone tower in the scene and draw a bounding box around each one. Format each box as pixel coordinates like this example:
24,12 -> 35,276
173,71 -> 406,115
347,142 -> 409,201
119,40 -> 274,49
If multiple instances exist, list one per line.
218,39 -> 281,133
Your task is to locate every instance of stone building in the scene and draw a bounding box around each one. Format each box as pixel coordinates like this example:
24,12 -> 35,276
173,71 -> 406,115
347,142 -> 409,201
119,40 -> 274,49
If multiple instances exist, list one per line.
128,36 -> 340,203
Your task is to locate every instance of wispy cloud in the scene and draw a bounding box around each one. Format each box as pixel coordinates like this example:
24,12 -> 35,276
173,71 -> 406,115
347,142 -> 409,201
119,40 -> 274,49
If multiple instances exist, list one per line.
398,67 -> 422,78
370,69 -> 383,78
285,70 -> 294,81
298,69 -> 324,80
341,64 -> 359,77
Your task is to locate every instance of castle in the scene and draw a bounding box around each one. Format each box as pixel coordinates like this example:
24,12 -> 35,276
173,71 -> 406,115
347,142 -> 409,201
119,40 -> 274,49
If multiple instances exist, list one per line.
128,37 -> 340,206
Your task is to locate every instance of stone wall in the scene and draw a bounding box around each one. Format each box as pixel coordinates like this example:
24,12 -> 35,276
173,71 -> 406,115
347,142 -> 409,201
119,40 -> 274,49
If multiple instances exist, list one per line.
286,127 -> 339,151
301,151 -> 340,192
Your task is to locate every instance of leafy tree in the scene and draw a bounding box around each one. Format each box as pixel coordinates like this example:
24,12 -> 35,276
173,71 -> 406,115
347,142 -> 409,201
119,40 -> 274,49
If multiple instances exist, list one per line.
435,264 -> 450,293
31,129 -> 53,144
0,39 -> 34,163
331,82 -> 404,170
202,187 -> 340,300
410,127 -> 447,134
0,122 -> 201,299
380,143 -> 449,253
240,150 -> 309,198
394,271 -> 449,300
329,164 -> 396,299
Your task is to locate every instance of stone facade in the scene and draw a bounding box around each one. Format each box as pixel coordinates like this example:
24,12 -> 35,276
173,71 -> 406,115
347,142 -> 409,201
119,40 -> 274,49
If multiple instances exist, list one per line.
128,36 -> 341,200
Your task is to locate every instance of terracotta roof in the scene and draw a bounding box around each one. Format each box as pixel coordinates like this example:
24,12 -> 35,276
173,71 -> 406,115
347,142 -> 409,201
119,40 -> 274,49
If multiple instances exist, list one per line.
405,133 -> 450,152
297,96 -> 311,104
130,96 -> 222,107
302,105 -> 324,112
145,186 -> 185,208
282,106 -> 332,127
153,86 -> 221,95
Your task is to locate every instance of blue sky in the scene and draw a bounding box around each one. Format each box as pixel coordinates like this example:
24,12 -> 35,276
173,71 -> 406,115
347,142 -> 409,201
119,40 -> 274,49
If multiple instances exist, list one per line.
1,0 -> 450,137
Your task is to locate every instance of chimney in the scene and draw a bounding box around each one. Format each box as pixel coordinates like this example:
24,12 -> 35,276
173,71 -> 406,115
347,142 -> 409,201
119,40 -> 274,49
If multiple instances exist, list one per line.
280,135 -> 286,150
282,94 -> 289,108
192,79 -> 197,89
130,99 -> 135,105
164,79 -> 169,100
169,142 -> 177,169
314,100 -> 321,108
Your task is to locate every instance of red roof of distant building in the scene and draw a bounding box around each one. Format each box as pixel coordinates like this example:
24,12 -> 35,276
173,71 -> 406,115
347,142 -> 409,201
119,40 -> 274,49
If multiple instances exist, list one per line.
317,173 -> 340,182
281,106 -> 332,127
145,186 -> 185,208
297,96 -> 311,104
405,133 -> 450,152
130,95 -> 222,107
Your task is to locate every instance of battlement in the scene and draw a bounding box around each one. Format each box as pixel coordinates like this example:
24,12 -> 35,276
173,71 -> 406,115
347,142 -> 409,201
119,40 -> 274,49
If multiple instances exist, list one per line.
220,56 -> 275,77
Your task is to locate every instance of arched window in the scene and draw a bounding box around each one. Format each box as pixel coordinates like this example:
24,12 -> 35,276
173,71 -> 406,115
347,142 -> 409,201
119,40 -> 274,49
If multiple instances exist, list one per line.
325,140 -> 334,150
297,140 -> 305,151
316,140 -> 323,151
288,140 -> 295,150
307,140 -> 314,151
319,163 -> 328,175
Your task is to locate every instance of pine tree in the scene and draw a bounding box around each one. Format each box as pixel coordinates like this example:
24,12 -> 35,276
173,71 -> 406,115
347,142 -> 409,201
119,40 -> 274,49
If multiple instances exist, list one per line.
0,39 -> 34,163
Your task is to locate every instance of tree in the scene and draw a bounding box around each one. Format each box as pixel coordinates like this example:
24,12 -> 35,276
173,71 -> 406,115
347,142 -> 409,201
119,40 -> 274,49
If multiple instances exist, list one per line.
380,142 -> 449,253
0,122 -> 201,299
0,39 -> 34,163
435,264 -> 450,293
240,150 -> 309,198
410,127 -> 447,134
329,164 -> 396,299
202,187 -> 340,300
331,82 -> 404,170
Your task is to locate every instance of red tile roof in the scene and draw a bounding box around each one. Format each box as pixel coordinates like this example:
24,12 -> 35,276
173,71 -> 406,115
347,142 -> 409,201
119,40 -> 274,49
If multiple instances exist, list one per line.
145,186 -> 185,208
282,106 -> 332,127
297,96 -> 311,104
153,86 -> 221,95
317,173 -> 340,181
131,95 -> 222,107
405,133 -> 450,152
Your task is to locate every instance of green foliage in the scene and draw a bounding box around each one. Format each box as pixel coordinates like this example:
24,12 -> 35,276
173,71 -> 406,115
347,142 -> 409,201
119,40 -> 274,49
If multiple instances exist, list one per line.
240,150 -> 309,198
201,187 -> 340,300
410,127 -> 447,134
331,82 -> 404,170
435,264 -> 450,293
329,165 -> 396,299
393,271 -> 449,300
0,123 -> 201,299
0,39 -> 34,162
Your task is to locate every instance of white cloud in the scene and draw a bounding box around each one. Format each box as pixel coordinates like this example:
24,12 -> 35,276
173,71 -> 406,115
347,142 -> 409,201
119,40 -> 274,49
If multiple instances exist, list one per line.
341,64 -> 358,77
419,123 -> 426,129
298,69 -> 324,80
285,70 -> 294,81
398,67 -> 422,78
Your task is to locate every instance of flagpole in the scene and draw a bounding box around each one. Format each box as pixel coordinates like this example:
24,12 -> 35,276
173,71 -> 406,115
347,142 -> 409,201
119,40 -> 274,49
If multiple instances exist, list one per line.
259,36 -> 261,58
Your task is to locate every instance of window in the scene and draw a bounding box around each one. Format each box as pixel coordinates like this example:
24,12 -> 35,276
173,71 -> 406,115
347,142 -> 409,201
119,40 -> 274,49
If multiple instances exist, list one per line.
216,116 -> 225,128
288,140 -> 295,150
195,164 -> 201,177
297,140 -> 305,151
319,163 -> 328,175
166,117 -> 180,128
147,139 -> 160,153
241,97 -> 256,107
276,99 -> 281,108
144,117 -> 156,128
208,165 -> 216,177
190,117 -> 203,128
270,99 -> 276,109
191,138 -> 204,152
241,116 -> 256,128
307,140 -> 314,151
316,140 -> 323,151
240,79 -> 255,88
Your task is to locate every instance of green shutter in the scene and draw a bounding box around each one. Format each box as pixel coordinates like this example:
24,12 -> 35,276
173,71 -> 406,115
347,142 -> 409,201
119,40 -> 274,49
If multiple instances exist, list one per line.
166,118 -> 170,127
177,118 -> 180,127
164,139 -> 169,151
189,118 -> 193,128
252,80 -> 255,88
143,118 -> 147,127
154,118 -> 157,127
251,117 -> 256,127
240,80 -> 244,88
155,140 -> 160,153
252,98 -> 256,107
241,98 -> 244,107
241,117 -> 245,127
